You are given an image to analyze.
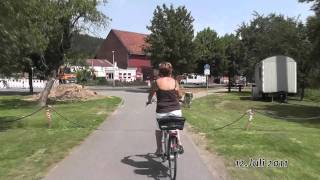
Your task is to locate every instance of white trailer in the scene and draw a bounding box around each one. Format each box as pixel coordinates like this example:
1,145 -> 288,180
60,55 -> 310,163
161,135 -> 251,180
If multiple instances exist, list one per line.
252,56 -> 297,99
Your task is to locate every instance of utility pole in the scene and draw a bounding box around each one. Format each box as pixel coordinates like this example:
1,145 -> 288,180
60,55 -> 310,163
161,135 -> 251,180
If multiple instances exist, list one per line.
112,50 -> 115,87
204,64 -> 210,89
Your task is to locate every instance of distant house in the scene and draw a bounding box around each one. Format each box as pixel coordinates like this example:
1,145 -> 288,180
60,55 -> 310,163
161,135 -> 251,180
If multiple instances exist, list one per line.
86,59 -> 139,82
86,59 -> 114,77
95,29 -> 152,80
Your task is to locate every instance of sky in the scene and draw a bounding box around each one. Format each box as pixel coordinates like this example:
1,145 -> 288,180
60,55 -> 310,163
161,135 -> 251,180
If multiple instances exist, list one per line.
91,0 -> 315,38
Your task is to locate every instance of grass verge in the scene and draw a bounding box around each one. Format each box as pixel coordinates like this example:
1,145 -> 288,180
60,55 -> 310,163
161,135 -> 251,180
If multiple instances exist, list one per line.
183,92 -> 320,180
0,95 -> 121,180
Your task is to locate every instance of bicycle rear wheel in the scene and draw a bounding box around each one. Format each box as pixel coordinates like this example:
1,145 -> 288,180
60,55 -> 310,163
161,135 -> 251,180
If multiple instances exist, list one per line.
167,136 -> 177,180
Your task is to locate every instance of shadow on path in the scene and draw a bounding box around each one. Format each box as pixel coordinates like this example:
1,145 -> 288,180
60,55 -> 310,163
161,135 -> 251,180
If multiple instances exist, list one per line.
121,153 -> 169,180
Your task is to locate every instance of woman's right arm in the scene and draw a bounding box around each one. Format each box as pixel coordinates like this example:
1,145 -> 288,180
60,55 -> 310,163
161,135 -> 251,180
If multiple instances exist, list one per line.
147,80 -> 157,104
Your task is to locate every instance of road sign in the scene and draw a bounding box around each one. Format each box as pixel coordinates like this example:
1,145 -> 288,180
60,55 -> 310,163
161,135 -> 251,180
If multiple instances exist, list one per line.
204,69 -> 210,75
204,64 -> 210,75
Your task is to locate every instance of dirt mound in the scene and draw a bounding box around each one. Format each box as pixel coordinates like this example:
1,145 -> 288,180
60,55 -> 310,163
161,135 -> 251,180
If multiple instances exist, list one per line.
48,84 -> 97,101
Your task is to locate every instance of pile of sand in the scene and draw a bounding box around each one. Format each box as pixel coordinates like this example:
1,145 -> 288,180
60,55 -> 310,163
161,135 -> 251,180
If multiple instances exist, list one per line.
48,84 -> 97,101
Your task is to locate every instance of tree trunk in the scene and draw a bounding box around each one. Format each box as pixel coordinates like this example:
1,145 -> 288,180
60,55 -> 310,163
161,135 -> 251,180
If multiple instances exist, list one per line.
39,71 -> 56,107
228,73 -> 231,92
28,67 -> 33,94
300,77 -> 305,101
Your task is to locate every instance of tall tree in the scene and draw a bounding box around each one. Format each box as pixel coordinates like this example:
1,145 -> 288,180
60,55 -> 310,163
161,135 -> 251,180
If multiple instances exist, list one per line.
0,1 -> 49,75
299,0 -> 320,15
38,0 -> 109,106
219,34 -> 244,91
146,4 -> 195,74
0,0 -> 52,93
299,0 -> 320,87
194,28 -> 223,76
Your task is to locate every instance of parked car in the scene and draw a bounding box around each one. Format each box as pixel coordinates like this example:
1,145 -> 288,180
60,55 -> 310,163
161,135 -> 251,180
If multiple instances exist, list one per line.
180,74 -> 206,85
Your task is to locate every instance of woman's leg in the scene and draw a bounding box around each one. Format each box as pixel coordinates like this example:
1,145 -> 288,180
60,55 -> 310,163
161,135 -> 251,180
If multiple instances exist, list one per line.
155,130 -> 162,153
177,130 -> 182,145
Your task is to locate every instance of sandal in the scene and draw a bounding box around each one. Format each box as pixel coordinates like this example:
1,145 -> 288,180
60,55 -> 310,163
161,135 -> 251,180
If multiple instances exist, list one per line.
154,150 -> 163,157
177,145 -> 184,154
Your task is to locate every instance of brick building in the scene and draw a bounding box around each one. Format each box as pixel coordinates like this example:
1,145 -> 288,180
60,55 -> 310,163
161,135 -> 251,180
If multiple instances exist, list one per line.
95,29 -> 153,80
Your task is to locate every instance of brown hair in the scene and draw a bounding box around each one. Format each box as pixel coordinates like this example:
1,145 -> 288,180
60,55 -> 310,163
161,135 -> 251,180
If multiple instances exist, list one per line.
158,62 -> 173,77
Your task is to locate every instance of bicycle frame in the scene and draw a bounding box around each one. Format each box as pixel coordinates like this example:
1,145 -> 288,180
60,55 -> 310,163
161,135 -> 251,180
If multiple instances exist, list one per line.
160,130 -> 178,160
156,116 -> 185,180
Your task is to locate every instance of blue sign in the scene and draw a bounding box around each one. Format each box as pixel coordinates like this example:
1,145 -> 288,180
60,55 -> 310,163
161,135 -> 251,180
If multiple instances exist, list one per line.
204,64 -> 210,69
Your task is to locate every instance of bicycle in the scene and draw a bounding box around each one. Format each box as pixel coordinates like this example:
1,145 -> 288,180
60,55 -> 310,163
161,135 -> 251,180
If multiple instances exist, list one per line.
157,116 -> 185,180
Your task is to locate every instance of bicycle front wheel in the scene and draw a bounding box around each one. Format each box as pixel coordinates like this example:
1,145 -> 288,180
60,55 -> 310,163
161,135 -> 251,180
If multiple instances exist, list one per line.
167,136 -> 177,180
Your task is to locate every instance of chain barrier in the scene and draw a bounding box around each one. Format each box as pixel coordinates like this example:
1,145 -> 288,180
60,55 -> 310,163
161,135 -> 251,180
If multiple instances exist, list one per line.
213,112 -> 247,131
48,106 -> 87,128
254,109 -> 320,121
3,103 -> 318,131
0,105 -> 90,129
211,107 -> 320,132
0,106 -> 46,124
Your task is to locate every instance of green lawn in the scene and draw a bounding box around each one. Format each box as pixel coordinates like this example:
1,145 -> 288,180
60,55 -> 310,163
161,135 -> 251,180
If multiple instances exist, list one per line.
0,95 -> 121,180
183,92 -> 320,180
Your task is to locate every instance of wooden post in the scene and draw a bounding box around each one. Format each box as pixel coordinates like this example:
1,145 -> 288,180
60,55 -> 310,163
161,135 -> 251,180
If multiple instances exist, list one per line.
46,106 -> 52,128
245,109 -> 254,130
184,92 -> 193,108
238,85 -> 242,92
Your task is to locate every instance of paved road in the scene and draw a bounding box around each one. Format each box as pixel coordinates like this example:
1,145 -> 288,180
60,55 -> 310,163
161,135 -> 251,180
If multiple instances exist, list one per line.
44,90 -> 217,180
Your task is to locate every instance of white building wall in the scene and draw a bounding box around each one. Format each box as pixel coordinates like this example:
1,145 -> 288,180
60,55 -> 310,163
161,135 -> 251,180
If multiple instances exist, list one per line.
105,68 -> 137,82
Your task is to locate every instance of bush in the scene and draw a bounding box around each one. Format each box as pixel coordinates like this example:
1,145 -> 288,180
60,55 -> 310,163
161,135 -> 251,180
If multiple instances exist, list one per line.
114,80 -> 147,86
76,69 -> 92,86
84,79 -> 148,86
96,77 -> 107,85
304,88 -> 320,102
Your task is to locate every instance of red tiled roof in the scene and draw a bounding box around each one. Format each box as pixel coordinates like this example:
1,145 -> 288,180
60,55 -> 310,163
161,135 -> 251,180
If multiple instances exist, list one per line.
86,59 -> 113,67
128,59 -> 151,68
112,29 -> 149,55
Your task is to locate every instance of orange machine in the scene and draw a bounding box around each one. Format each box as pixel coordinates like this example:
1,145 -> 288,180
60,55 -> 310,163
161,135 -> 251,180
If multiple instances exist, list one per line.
58,65 -> 76,83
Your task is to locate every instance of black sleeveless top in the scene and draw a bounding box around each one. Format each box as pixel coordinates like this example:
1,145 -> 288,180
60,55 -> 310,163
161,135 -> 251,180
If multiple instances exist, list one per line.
155,81 -> 180,113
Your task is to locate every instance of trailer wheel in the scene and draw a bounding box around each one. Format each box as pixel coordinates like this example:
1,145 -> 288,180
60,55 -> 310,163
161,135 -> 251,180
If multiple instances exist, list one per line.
279,91 -> 288,103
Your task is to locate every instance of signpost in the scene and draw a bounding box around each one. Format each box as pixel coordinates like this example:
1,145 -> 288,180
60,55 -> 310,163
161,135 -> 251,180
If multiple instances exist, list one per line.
204,64 -> 210,89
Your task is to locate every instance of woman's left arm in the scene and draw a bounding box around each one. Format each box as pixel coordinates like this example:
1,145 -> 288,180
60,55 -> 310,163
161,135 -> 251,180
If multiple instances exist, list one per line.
175,80 -> 183,100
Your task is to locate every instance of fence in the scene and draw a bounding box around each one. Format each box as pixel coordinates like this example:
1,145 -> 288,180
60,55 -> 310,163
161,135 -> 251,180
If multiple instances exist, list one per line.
0,79 -> 47,89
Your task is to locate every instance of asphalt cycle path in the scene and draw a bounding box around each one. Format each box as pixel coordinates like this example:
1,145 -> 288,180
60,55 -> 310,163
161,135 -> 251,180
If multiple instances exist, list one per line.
44,90 -> 216,180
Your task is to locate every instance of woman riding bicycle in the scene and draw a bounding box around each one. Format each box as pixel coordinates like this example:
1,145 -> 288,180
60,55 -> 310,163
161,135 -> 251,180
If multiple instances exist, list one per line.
146,62 -> 184,156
